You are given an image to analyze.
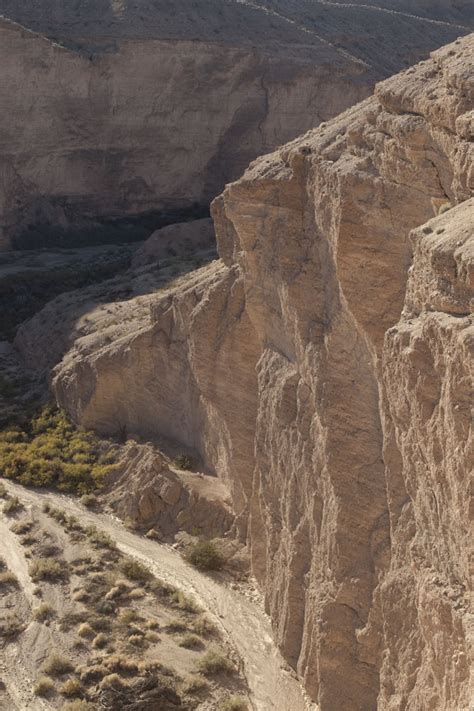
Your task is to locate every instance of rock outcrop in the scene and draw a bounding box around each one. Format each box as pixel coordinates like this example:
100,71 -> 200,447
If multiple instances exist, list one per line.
1,1 -> 473,249
16,34 -> 473,709
106,442 -> 234,538
132,218 -> 215,268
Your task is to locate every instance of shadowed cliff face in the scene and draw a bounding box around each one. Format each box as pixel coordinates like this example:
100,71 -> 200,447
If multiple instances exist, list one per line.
15,33 -> 473,710
1,0 -> 473,250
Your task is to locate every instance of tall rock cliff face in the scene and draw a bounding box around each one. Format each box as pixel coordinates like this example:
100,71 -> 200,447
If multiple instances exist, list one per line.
16,35 -> 473,709
1,1 -> 473,250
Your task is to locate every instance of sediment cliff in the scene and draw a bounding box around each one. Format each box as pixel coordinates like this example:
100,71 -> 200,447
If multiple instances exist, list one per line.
16,33 -> 473,710
1,0 -> 473,250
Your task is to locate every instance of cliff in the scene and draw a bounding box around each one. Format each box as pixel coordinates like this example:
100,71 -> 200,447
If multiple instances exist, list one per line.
15,33 -> 473,709
1,0 -> 473,249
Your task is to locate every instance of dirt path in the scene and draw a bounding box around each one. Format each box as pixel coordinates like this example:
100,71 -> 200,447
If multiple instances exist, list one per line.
3,481 -> 316,711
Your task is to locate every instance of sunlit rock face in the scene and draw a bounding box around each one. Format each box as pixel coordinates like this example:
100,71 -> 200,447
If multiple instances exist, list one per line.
14,27 -> 473,711
1,0 -> 473,249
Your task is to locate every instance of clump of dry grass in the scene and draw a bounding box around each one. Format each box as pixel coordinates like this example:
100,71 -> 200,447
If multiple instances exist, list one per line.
100,673 -> 129,690
170,590 -> 200,613
167,618 -> 188,633
29,557 -> 68,582
182,675 -> 210,695
3,495 -> 23,514
0,615 -> 25,638
0,570 -> 18,588
191,615 -> 219,637
33,603 -> 55,622
42,653 -> 74,676
145,629 -> 160,643
10,517 -> 34,534
128,633 -> 147,648
92,632 -> 108,649
72,588 -> 89,603
34,677 -> 55,697
197,649 -> 235,677
78,622 -> 95,639
146,618 -> 160,630
179,633 -> 203,649
118,608 -> 140,625
103,655 -> 139,676
59,678 -> 84,698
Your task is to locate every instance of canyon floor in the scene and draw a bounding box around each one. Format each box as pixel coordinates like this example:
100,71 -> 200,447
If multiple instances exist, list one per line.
0,478 -> 312,711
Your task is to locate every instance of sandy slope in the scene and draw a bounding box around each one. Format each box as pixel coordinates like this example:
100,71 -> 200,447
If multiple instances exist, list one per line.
1,480 -> 314,711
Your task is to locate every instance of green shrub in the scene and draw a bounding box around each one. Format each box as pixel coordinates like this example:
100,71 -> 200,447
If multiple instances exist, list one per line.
186,540 -> 224,571
197,649 -> 235,676
80,493 -> 98,508
0,481 -> 6,497
175,454 -> 193,470
0,405 -> 116,495
119,558 -> 152,583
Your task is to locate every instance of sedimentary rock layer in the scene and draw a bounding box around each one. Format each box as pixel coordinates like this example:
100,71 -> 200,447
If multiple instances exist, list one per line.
1,0 -> 473,249
16,34 -> 473,709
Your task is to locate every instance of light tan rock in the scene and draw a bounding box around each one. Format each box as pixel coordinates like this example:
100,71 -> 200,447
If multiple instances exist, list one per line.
1,1 -> 473,249
380,199 -> 473,710
106,441 -> 234,537
15,34 -> 474,709
132,218 -> 215,267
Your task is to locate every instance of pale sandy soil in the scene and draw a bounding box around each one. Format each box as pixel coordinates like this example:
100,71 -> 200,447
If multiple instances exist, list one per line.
0,480 -> 315,711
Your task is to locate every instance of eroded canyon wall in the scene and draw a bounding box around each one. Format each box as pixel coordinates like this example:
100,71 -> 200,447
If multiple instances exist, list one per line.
1,0 -> 473,250
15,34 -> 473,709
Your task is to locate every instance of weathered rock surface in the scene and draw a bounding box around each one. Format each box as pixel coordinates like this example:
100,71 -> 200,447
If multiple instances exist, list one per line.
15,34 -> 473,709
106,442 -> 234,537
380,199 -> 472,710
1,1 -> 473,249
132,218 -> 215,268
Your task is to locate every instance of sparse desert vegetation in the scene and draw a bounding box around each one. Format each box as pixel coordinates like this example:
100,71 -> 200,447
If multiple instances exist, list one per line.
0,488 -> 249,709
33,676 -> 55,697
3,495 -> 23,514
186,538 -> 225,571
197,648 -> 236,676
